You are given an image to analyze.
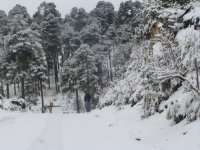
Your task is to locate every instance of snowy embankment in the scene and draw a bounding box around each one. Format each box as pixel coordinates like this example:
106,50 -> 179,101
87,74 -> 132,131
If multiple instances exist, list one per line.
0,104 -> 200,150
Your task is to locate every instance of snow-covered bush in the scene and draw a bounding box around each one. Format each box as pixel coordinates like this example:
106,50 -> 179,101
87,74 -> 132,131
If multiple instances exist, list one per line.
3,98 -> 26,111
166,87 -> 200,123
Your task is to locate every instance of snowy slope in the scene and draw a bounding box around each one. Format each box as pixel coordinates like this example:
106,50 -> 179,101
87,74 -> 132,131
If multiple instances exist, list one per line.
0,105 -> 200,150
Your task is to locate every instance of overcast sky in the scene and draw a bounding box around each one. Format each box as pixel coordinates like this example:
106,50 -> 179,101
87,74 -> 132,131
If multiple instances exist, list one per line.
0,0 -> 125,17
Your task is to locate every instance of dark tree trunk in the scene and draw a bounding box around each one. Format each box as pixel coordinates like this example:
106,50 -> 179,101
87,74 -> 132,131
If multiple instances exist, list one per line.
195,58 -> 199,90
6,84 -> 9,99
14,83 -> 16,96
18,83 -> 20,93
1,81 -> 4,97
87,71 -> 90,92
75,89 -> 80,113
48,63 -> 51,90
97,63 -> 103,89
37,79 -> 40,96
61,53 -> 64,67
21,78 -> 25,99
35,80 -> 37,97
108,49 -> 113,82
40,79 -> 44,113
54,57 -> 59,93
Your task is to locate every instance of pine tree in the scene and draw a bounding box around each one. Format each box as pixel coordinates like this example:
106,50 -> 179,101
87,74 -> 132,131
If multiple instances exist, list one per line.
0,10 -> 10,97
62,44 -> 98,92
91,1 -> 115,35
81,20 -> 101,46
34,2 -> 62,92
61,23 -> 81,60
69,7 -> 88,32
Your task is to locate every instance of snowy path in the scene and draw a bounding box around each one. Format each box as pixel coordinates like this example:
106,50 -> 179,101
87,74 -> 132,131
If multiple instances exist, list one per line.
0,106 -> 200,150
0,112 -> 136,150
28,115 -> 63,150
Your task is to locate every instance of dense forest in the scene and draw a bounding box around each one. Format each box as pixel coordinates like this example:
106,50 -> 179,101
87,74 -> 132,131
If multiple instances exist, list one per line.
1,0 -> 200,123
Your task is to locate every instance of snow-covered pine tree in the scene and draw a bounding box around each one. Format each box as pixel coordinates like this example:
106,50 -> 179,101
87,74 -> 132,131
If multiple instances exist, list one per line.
0,10 -> 10,97
91,1 -> 115,35
34,2 -> 62,93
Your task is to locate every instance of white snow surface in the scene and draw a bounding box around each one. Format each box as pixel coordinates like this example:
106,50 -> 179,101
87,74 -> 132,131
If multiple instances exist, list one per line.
0,105 -> 200,150
184,7 -> 200,21
153,42 -> 163,57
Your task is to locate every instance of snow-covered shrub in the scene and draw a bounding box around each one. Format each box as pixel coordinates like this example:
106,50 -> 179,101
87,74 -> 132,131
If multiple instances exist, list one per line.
142,88 -> 162,117
167,100 -> 186,123
187,100 -> 200,122
141,74 -> 183,118
3,98 -> 26,111
166,84 -> 200,123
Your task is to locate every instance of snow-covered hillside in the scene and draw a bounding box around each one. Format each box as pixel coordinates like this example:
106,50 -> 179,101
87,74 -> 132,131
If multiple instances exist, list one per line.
99,0 -> 200,124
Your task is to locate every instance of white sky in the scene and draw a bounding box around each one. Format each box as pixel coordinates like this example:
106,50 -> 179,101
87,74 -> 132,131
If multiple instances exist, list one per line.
0,0 -> 125,17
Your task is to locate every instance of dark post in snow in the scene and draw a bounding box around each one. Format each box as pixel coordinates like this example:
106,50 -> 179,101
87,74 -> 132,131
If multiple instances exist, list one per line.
40,78 -> 44,113
195,58 -> 199,90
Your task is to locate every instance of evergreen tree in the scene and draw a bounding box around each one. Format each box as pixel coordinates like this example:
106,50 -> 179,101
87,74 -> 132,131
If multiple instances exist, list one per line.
117,0 -> 142,29
91,1 -> 115,35
62,44 -> 98,92
61,23 -> 81,60
69,7 -> 89,32
81,19 -> 101,46
34,2 -> 62,92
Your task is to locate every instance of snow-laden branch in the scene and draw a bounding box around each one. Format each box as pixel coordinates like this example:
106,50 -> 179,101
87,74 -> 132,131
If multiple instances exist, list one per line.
153,74 -> 200,95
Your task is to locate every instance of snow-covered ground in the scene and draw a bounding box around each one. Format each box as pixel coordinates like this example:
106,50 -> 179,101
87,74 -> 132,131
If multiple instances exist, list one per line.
0,104 -> 200,150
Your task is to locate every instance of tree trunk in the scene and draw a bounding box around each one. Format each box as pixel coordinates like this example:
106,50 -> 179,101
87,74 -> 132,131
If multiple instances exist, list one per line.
21,78 -> 25,99
87,71 -> 90,92
18,83 -> 20,93
35,80 -> 37,97
14,83 -> 16,96
61,53 -> 64,67
6,84 -> 9,99
75,89 -> 80,113
40,79 -> 44,113
195,58 -> 199,90
99,64 -> 103,89
48,63 -> 51,90
97,63 -> 103,89
108,49 -> 113,82
38,79 -> 40,96
54,57 -> 59,93
1,81 -> 4,97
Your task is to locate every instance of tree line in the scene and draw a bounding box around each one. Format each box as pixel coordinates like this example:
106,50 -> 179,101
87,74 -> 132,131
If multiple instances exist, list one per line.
0,0 -> 188,105
0,1 -> 144,101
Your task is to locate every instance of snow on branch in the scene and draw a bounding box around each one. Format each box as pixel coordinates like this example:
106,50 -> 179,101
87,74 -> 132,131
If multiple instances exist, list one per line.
153,74 -> 200,95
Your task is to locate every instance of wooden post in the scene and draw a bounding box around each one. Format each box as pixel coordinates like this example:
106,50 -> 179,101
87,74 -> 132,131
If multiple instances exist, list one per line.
195,58 -> 199,90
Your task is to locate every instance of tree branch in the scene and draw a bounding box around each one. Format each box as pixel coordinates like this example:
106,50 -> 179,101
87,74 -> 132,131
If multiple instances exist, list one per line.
153,74 -> 200,96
